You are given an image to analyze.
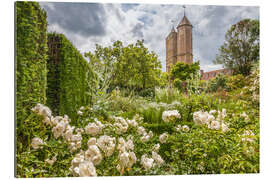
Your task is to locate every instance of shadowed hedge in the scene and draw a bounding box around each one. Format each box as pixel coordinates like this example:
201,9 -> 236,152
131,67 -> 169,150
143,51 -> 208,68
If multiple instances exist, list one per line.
47,33 -> 93,121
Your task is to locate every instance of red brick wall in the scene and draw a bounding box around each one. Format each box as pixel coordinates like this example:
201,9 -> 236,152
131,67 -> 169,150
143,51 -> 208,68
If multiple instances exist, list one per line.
201,69 -> 232,80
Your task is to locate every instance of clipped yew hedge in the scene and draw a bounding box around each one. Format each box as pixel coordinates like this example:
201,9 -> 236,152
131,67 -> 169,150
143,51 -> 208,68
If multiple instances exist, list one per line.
47,33 -> 93,120
16,1 -> 48,153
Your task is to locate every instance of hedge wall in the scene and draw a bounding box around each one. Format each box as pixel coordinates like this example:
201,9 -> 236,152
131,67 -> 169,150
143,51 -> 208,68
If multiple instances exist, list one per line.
16,1 -> 48,152
47,33 -> 93,120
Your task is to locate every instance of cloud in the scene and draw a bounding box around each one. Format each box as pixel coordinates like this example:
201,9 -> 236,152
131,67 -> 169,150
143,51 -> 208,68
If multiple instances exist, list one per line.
131,23 -> 144,38
40,2 -> 107,37
40,2 -> 259,72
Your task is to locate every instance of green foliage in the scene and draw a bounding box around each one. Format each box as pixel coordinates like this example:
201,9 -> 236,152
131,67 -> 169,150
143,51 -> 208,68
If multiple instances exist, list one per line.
84,40 -> 162,95
47,33 -> 94,120
158,72 -> 169,88
206,74 -> 228,92
16,113 -> 73,178
169,62 -> 200,92
154,87 -> 182,104
226,74 -> 246,91
16,1 -> 48,154
170,61 -> 200,81
186,72 -> 203,95
214,19 -> 260,76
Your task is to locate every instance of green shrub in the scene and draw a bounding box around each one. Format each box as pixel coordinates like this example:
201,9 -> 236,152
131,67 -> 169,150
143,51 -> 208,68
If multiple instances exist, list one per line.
47,33 -> 94,120
226,74 -> 246,91
206,74 -> 228,92
16,1 -> 48,154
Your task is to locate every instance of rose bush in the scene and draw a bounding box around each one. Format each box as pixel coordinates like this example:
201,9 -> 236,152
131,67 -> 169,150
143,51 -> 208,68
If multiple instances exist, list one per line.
16,64 -> 259,177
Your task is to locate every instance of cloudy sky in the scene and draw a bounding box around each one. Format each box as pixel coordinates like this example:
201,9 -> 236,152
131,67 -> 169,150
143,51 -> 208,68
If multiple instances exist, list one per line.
40,2 -> 259,72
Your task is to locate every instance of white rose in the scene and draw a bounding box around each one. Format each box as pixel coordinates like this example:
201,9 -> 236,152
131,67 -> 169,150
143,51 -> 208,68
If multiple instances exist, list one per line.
159,133 -> 168,144
31,137 -> 45,149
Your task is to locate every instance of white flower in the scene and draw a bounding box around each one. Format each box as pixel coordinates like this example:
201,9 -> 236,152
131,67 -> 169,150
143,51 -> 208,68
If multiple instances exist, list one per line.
152,151 -> 164,167
137,126 -> 146,135
241,130 -> 255,143
97,135 -> 116,157
85,145 -> 103,165
52,120 -> 68,139
193,111 -> 208,125
141,134 -> 150,143
182,125 -> 190,132
162,110 -> 181,123
207,114 -> 215,122
148,131 -> 153,138
114,117 -> 129,134
67,132 -> 82,152
31,137 -> 45,149
240,112 -> 250,122
141,154 -> 154,170
71,133 -> 82,142
71,152 -> 85,168
78,161 -> 97,177
133,114 -> 144,122
119,151 -> 129,168
77,110 -> 83,115
153,144 -> 160,152
208,120 -> 220,130
209,110 -> 217,114
118,151 -> 137,173
176,124 -> 182,131
126,139 -> 134,151
127,119 -> 138,127
241,137 -> 254,143
117,137 -> 134,152
116,164 -> 121,172
45,156 -> 57,166
217,109 -> 226,121
128,151 -> 137,168
221,122 -> 229,132
32,103 -> 52,118
87,137 -> 97,147
243,130 -> 255,136
85,120 -> 104,136
79,106 -> 85,111
222,109 -> 226,116
42,117 -> 52,126
64,125 -> 75,142
159,132 -> 168,144
50,116 -> 61,126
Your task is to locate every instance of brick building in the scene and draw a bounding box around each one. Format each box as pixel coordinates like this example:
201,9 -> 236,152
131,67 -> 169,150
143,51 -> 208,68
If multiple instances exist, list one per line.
165,12 -> 232,80
166,14 -> 193,72
200,69 -> 232,80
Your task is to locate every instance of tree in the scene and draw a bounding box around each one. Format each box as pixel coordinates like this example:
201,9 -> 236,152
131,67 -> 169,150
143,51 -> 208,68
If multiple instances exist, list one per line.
170,61 -> 200,81
214,19 -> 259,76
84,40 -> 162,94
169,61 -> 200,91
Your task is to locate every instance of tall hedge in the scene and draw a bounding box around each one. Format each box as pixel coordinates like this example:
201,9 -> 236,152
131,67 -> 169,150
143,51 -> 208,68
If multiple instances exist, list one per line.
16,2 -> 48,152
47,33 -> 93,120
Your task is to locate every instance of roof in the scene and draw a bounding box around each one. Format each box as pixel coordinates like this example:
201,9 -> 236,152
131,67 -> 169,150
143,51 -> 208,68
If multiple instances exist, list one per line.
171,26 -> 176,32
177,15 -> 192,28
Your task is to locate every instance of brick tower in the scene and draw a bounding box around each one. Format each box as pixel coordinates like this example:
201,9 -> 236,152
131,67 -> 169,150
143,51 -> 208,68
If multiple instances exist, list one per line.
165,27 -> 177,72
166,11 -> 193,72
